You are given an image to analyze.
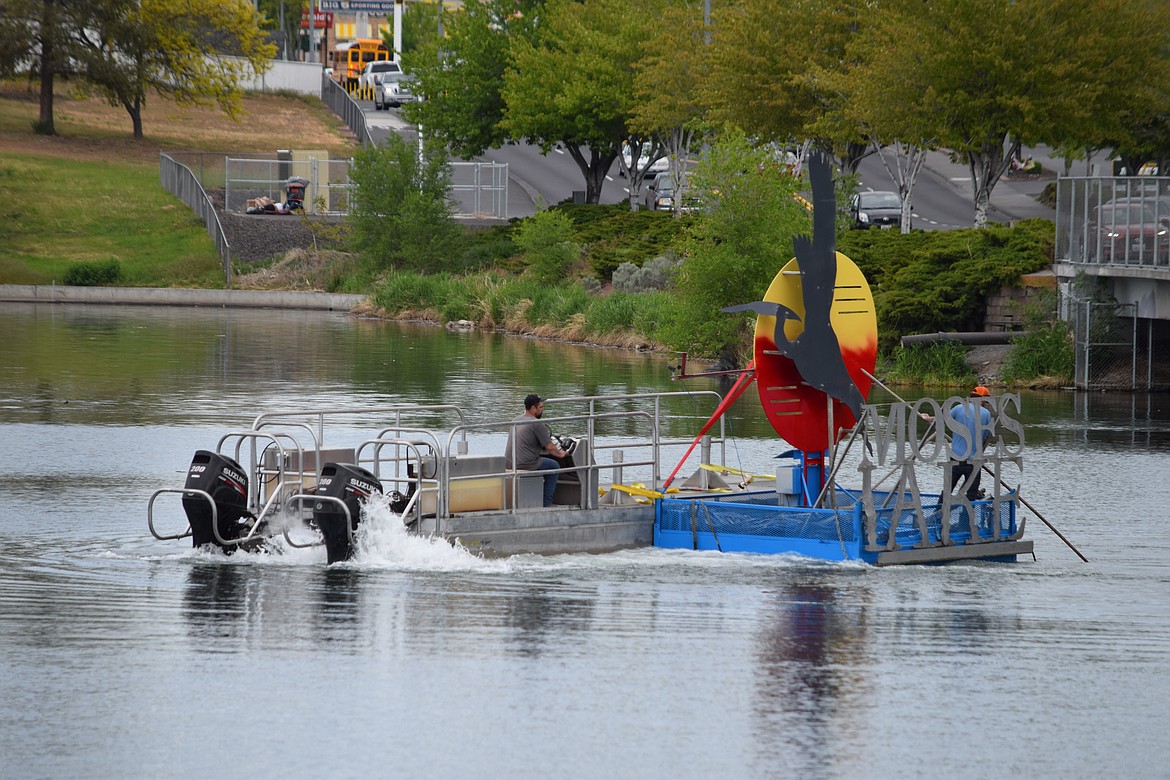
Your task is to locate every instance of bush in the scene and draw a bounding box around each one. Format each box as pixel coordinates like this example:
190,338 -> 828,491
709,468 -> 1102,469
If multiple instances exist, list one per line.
1000,289 -> 1074,385
611,254 -> 679,292
838,218 -> 1054,353
62,259 -> 122,286
513,208 -> 580,284
348,133 -> 460,273
885,342 -> 974,385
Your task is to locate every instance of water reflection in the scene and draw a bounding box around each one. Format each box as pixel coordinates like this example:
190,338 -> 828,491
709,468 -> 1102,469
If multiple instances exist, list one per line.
504,580 -> 596,657
752,579 -> 871,777
183,563 -> 251,644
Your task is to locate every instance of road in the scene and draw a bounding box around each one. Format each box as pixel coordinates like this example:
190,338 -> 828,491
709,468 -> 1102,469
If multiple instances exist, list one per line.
366,101 -> 1071,228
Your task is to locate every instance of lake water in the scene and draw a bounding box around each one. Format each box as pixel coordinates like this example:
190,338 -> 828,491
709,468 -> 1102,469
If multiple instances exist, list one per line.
1,302 -> 1168,779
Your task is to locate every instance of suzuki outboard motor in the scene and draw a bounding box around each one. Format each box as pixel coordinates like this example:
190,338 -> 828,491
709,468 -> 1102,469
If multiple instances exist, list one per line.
312,463 -> 383,564
182,450 -> 252,549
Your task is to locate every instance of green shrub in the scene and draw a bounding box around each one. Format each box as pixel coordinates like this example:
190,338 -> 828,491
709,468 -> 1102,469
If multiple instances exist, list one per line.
839,218 -> 1053,353
611,254 -> 679,292
1000,288 -> 1074,385
885,342 -> 974,385
549,203 -> 686,280
1001,324 -> 1074,385
62,259 -> 123,286
513,208 -> 581,284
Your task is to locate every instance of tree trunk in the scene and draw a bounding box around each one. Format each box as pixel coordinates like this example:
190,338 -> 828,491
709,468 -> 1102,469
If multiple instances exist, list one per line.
565,145 -> 617,205
120,96 -> 144,140
835,140 -> 874,175
875,141 -> 928,234
36,0 -> 57,135
967,135 -> 1013,229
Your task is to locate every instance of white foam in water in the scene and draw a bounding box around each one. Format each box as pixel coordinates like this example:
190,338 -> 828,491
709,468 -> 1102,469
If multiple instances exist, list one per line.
347,493 -> 506,572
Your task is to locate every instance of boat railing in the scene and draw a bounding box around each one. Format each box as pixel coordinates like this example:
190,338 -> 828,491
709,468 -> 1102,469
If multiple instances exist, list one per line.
250,404 -> 468,443
548,391 -> 728,479
355,432 -> 445,527
146,487 -> 272,549
219,430 -> 316,524
434,409 -> 657,526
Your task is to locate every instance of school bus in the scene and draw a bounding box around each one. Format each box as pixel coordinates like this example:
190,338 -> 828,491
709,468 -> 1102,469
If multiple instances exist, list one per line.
330,39 -> 391,89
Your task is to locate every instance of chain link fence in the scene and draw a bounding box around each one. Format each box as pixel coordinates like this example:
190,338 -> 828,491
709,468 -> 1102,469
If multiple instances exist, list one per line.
223,155 -> 507,219
1065,288 -> 1170,391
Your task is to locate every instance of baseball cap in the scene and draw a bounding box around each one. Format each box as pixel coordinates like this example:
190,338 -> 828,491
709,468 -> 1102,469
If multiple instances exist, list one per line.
524,393 -> 543,409
971,385 -> 990,397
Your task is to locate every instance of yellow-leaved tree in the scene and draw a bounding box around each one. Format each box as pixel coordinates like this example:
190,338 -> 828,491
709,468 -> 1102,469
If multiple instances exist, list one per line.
76,0 -> 274,139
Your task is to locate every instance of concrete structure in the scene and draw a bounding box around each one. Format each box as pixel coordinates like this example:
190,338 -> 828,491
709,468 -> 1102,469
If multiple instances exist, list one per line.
0,285 -> 366,312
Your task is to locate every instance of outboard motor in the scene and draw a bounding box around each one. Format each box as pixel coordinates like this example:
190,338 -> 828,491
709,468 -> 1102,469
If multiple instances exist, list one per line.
312,463 -> 383,564
182,450 -> 252,549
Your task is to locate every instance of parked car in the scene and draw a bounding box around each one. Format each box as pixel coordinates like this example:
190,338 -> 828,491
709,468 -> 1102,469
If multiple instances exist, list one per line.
358,60 -> 403,91
1089,201 -> 1170,263
850,190 -> 902,229
643,174 -> 700,212
619,144 -> 670,180
374,73 -> 418,109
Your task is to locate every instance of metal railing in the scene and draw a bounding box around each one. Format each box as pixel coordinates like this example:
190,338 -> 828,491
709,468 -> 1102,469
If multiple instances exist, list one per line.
321,72 -> 374,147
159,152 -> 232,287
1056,176 -> 1170,267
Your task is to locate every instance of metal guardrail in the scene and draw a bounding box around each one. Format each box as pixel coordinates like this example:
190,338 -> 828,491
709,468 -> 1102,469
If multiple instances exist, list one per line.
159,152 -> 232,287
1056,176 -> 1170,267
321,72 -> 374,147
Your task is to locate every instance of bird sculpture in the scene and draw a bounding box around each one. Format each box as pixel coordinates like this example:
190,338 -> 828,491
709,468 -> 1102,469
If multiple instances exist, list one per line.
722,152 -> 867,421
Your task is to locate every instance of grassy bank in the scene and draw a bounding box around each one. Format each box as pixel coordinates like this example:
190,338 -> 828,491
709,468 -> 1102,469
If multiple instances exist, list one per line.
0,80 -> 357,286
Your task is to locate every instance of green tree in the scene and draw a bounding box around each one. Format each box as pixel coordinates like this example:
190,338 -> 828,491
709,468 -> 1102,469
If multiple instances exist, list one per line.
670,129 -> 809,360
705,0 -> 873,174
349,132 -> 460,272
501,0 -> 660,204
841,0 -> 1119,228
0,0 -> 89,135
513,208 -> 581,284
403,0 -> 542,159
630,0 -> 708,214
75,0 -> 274,139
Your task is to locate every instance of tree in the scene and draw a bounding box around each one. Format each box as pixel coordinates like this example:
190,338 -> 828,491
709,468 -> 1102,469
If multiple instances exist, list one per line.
403,0 -> 542,159
75,0 -> 274,139
383,0 -> 439,60
501,0 -> 661,204
705,0 -> 873,174
630,0 -> 708,215
670,129 -> 809,361
839,0 -> 1153,228
0,0 -> 89,135
348,132 -> 460,273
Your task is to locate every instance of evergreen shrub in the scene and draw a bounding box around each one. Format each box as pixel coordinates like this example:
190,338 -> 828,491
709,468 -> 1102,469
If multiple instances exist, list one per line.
63,259 -> 123,286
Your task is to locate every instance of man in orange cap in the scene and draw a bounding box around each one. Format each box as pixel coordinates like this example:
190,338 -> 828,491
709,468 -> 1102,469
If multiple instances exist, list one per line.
921,386 -> 993,501
948,386 -> 992,500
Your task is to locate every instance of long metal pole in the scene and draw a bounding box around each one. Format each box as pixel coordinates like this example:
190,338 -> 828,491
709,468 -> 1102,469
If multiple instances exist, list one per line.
860,368 -> 1088,562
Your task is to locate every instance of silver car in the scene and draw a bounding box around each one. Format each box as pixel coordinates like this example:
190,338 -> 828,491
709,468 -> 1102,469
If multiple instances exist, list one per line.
374,73 -> 418,110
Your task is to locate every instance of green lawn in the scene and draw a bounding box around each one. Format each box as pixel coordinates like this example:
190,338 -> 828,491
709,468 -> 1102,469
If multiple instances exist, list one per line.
0,152 -> 225,286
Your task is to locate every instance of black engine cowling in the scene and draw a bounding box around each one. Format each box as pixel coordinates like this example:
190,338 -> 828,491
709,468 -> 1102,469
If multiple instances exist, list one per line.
182,450 -> 252,549
312,463 -> 383,564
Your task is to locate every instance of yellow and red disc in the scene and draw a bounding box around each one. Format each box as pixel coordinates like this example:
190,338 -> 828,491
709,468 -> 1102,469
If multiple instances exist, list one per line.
753,252 -> 878,452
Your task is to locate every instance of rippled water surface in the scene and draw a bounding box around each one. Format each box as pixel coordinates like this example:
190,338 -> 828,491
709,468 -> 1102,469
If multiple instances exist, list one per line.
1,303 -> 1168,779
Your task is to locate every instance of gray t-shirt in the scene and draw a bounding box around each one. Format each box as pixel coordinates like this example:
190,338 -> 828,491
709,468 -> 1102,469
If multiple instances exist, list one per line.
505,412 -> 552,469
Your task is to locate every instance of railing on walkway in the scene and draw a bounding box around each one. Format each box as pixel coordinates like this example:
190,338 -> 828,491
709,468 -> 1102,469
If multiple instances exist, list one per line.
159,152 -> 232,287
321,73 -> 374,147
1056,176 -> 1170,267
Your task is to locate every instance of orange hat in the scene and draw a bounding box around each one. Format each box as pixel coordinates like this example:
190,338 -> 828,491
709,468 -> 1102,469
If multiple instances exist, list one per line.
971,385 -> 990,397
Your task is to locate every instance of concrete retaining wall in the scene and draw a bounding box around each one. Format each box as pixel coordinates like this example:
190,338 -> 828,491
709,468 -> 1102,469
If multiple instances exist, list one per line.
0,285 -> 366,312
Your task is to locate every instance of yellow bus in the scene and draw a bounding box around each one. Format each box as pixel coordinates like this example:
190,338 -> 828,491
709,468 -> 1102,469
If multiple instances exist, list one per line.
330,39 -> 390,88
